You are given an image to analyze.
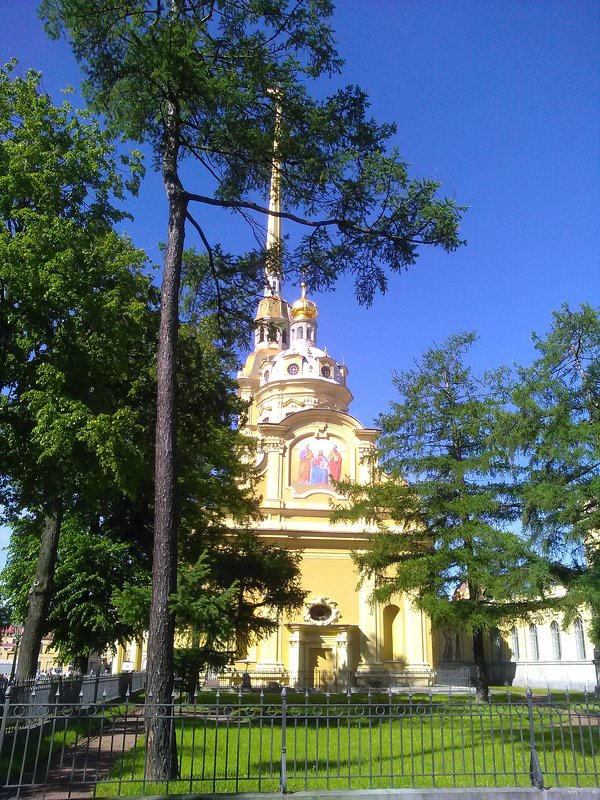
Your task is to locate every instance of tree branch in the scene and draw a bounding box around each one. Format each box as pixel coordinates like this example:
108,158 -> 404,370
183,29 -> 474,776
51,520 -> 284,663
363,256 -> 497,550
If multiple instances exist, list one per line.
185,192 -> 435,245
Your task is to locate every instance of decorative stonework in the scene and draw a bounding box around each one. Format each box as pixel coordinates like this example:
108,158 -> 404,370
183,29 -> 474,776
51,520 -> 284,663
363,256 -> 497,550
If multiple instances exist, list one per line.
262,439 -> 285,453
303,596 -> 341,626
315,423 -> 329,439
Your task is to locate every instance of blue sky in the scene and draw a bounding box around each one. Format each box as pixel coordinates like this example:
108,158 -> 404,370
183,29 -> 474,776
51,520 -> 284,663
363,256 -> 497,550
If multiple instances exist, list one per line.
1,1 -> 599,558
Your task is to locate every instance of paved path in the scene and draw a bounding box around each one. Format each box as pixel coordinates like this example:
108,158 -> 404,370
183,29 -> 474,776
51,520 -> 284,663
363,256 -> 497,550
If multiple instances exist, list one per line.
0,708 -> 144,799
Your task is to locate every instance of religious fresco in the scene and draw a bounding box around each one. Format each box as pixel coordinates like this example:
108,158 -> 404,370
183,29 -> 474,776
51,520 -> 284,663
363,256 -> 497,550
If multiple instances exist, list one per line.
290,436 -> 346,492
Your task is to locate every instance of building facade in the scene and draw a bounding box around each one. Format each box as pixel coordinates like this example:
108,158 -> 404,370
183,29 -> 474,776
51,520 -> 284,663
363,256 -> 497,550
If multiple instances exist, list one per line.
103,278 -> 597,690
233,279 -> 434,687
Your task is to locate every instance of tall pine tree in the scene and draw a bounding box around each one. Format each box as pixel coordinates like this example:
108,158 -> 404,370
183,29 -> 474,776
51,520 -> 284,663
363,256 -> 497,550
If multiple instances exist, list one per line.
336,333 -> 555,700
514,304 -> 600,642
41,0 -> 464,776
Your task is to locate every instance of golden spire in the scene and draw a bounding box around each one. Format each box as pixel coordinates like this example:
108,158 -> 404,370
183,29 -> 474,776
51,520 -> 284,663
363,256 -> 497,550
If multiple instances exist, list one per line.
265,90 -> 282,296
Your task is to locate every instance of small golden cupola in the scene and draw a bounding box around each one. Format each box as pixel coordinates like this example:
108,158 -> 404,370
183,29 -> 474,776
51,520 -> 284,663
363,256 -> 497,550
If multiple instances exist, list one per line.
290,283 -> 318,346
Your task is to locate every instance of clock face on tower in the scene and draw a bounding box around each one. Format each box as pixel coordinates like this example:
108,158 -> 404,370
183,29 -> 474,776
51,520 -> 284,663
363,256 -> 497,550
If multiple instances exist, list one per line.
290,435 -> 346,493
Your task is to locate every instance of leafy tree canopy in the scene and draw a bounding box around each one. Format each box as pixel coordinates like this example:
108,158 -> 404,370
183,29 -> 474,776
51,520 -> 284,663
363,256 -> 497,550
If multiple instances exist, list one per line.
512,304 -> 600,640
0,62 -> 155,677
40,0 -> 464,304
0,62 -> 152,515
335,332 -> 556,698
1,515 -> 148,669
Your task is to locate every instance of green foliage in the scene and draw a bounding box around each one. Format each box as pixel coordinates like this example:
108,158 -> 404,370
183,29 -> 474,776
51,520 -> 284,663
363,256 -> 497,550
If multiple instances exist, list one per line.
514,304 -> 600,552
512,304 -> 600,641
40,1 -> 464,304
0,63 -> 157,672
180,246 -> 266,354
114,535 -> 305,679
0,63 -> 154,515
176,321 -> 258,536
198,531 -> 307,655
1,515 -> 147,663
335,333 -> 557,690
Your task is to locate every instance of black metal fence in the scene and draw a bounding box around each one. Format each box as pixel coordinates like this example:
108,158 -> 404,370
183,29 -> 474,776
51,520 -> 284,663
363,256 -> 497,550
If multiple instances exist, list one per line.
1,671 -> 146,710
0,685 -> 598,798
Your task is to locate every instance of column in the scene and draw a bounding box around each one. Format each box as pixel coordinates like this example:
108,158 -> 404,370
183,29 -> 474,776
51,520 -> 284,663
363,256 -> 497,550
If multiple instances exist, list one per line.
262,438 -> 285,505
287,625 -> 301,687
255,616 -> 286,678
356,572 -> 383,675
402,594 -> 433,670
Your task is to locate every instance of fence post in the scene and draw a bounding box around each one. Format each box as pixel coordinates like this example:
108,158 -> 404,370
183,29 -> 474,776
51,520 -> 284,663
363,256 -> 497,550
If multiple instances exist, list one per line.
526,687 -> 544,789
279,685 -> 287,794
0,683 -> 12,757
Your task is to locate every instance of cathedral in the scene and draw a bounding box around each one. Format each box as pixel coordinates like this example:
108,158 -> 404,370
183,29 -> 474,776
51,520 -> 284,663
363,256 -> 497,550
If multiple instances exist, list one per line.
234,275 -> 433,687
226,156 -> 596,690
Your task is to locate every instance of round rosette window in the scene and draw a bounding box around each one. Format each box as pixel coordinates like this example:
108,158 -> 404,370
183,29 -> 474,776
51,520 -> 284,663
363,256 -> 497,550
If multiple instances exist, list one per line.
304,597 -> 340,626
309,603 -> 331,622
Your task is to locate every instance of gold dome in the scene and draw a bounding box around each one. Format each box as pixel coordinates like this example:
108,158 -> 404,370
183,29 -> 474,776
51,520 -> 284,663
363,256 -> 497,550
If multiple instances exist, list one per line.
255,295 -> 290,321
291,283 -> 318,321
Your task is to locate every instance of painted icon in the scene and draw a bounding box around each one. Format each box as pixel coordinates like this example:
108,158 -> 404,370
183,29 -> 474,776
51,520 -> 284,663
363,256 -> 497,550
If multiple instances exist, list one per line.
292,437 -> 345,491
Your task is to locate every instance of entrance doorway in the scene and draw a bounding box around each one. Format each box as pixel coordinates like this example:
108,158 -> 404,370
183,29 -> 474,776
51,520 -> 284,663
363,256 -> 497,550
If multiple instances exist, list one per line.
308,647 -> 333,689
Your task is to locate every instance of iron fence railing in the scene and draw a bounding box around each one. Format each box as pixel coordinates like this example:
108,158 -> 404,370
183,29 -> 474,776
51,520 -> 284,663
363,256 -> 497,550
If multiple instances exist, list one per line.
0,671 -> 145,711
0,685 -> 598,798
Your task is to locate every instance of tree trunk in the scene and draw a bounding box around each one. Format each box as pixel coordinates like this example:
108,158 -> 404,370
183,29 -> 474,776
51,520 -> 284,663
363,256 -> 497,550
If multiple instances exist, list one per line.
145,110 -> 186,781
472,628 -> 490,702
15,502 -> 63,680
74,654 -> 89,675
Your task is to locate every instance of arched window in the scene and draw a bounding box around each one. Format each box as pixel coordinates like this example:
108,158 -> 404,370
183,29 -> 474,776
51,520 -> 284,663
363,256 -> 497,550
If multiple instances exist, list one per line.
491,628 -> 502,661
382,605 -> 400,661
307,327 -> 312,341
510,626 -> 520,660
297,327 -> 304,339
282,330 -> 287,346
442,629 -> 458,662
258,327 -> 265,343
574,617 -> 586,660
529,624 -> 539,661
550,621 -> 562,660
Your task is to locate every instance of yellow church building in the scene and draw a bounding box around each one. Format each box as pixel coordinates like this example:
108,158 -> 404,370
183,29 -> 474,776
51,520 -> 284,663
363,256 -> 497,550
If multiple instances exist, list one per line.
233,274 -> 434,689
104,271 -> 596,691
